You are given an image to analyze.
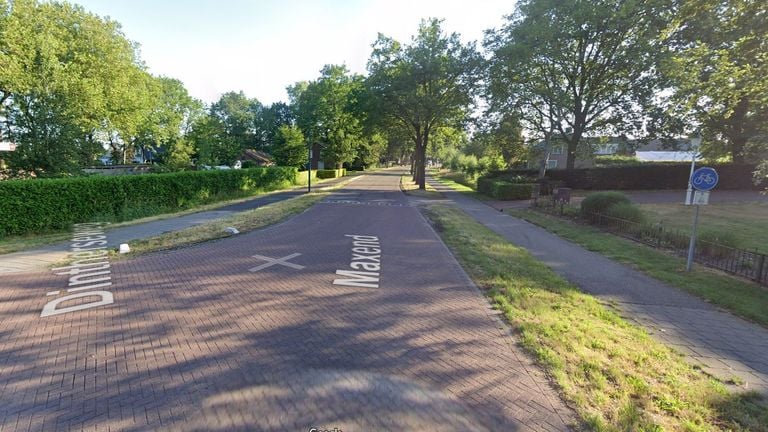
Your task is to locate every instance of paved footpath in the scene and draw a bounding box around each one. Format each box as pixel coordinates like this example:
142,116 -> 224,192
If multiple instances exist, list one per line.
0,177 -> 348,275
428,177 -> 768,396
0,169 -> 575,431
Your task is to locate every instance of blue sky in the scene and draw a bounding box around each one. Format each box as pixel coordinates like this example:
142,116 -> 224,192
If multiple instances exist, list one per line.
71,0 -> 515,105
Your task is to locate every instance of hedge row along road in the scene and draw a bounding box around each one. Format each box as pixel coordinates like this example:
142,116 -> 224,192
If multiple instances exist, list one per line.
0,168 -> 575,431
0,167 -> 301,236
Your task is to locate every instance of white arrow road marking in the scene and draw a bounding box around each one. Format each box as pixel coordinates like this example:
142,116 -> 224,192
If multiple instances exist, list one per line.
249,253 -> 305,272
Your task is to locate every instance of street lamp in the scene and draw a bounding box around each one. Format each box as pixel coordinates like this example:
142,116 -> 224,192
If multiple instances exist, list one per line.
684,133 -> 702,205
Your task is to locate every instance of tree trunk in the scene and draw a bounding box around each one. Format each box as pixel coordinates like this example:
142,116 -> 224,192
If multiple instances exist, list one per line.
566,131 -> 582,170
731,136 -> 747,164
413,150 -> 422,186
417,133 -> 428,190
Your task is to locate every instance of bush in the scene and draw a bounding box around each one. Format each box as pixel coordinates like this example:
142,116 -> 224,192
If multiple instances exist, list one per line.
477,177 -> 495,196
478,178 -> 534,200
0,167 -> 299,236
458,154 -> 479,177
478,155 -> 506,174
604,202 -> 646,224
316,169 -> 345,179
594,155 -> 642,167
493,182 -> 535,200
581,191 -> 631,217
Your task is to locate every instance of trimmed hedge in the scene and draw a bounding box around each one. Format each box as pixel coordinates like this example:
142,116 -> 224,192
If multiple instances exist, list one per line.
316,168 -> 346,179
478,178 -> 534,200
485,163 -> 761,190
0,167 -> 299,236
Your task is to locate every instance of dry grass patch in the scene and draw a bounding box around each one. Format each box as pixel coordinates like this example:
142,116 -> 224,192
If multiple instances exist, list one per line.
423,204 -> 767,431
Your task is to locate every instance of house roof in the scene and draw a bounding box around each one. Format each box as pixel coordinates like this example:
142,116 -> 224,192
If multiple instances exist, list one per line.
241,149 -> 273,163
636,151 -> 701,162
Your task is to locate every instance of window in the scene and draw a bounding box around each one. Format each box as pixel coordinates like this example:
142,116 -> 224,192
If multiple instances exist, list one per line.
551,145 -> 564,155
546,160 -> 558,169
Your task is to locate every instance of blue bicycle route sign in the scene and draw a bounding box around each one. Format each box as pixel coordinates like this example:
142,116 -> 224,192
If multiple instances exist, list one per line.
691,167 -> 719,191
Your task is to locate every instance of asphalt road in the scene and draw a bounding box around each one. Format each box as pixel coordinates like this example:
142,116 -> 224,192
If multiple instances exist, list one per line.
0,169 -> 573,431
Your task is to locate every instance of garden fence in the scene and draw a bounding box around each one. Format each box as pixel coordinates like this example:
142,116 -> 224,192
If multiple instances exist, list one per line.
534,202 -> 768,286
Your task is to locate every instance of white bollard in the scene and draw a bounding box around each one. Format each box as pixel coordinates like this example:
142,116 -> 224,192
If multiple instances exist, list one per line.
118,243 -> 130,254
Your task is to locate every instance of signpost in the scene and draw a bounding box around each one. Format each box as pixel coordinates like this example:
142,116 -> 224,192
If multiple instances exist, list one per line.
0,142 -> 16,170
686,167 -> 719,272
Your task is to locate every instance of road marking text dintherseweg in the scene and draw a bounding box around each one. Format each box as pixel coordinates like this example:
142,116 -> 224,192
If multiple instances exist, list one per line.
42,222 -> 114,317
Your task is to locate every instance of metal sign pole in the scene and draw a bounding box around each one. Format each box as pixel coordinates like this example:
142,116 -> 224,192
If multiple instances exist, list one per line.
686,166 -> 718,272
686,204 -> 700,272
307,143 -> 312,193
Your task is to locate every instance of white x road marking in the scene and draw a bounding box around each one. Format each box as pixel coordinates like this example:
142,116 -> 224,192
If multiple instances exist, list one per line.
249,253 -> 305,272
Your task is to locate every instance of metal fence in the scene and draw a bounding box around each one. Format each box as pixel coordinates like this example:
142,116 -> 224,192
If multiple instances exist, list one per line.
533,202 -> 768,286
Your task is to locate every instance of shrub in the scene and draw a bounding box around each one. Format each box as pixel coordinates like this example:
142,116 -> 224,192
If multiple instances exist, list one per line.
478,155 -> 506,174
316,169 -> 344,179
458,154 -> 479,177
0,167 -> 298,236
581,191 -> 631,217
605,202 -> 646,224
477,177 -> 495,196
477,178 -> 534,200
493,182 -> 534,200
594,155 -> 642,167
448,153 -> 462,171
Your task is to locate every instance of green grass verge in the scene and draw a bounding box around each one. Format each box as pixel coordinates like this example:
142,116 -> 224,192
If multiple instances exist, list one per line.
508,209 -> 768,328
431,171 -> 486,200
639,202 -> 768,253
422,204 -> 767,431
400,175 -> 442,199
113,191 -> 330,259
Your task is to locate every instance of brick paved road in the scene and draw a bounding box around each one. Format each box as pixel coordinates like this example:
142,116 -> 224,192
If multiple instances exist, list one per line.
0,169 -> 574,431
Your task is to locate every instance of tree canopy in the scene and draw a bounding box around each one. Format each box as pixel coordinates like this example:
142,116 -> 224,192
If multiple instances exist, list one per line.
291,65 -> 363,169
366,18 -> 482,188
486,0 -> 672,169
1,0 -> 764,183
660,0 -> 767,163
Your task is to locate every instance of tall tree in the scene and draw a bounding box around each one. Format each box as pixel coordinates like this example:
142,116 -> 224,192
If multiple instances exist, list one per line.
291,65 -> 363,168
1,0 -> 149,172
210,91 -> 258,151
271,125 -> 306,168
486,0 -> 672,169
255,101 -> 294,153
661,0 -> 767,163
134,77 -> 203,166
466,114 -> 525,167
366,18 -> 482,189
